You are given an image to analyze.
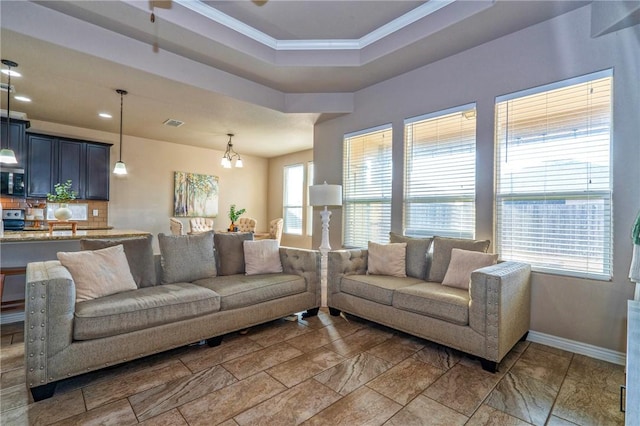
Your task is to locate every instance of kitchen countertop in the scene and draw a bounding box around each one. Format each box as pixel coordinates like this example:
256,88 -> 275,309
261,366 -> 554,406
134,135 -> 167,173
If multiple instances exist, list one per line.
0,229 -> 150,242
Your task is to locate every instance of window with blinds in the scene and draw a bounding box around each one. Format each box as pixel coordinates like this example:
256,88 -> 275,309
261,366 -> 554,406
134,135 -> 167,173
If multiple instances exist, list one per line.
283,163 -> 304,235
404,104 -> 477,238
495,70 -> 613,279
343,125 -> 392,248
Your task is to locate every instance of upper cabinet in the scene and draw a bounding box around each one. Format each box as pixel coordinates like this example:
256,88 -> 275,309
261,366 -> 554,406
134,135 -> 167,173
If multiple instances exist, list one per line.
0,117 -> 30,169
84,143 -> 110,200
26,133 -> 111,200
26,134 -> 57,198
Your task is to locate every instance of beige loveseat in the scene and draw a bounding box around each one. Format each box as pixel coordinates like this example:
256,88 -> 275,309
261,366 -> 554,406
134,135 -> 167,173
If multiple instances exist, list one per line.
24,231 -> 320,401
327,235 -> 531,372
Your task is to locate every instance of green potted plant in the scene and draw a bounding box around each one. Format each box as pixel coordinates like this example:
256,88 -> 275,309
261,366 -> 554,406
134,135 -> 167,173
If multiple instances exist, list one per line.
47,180 -> 77,221
228,204 -> 246,232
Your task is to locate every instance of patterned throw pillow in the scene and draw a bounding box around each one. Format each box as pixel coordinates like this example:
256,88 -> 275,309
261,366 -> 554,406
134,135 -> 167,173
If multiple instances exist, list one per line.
80,234 -> 156,287
58,245 -> 137,302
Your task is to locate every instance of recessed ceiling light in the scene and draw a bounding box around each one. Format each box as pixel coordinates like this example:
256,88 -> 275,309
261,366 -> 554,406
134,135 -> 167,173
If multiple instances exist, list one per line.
99,112 -> 112,119
1,69 -> 21,77
14,95 -> 31,102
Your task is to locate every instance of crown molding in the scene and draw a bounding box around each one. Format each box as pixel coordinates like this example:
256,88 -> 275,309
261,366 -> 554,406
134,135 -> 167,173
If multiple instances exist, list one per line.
175,0 -> 456,51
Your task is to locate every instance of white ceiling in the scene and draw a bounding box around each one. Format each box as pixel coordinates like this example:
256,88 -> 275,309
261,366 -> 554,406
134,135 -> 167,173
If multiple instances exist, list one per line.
0,0 -> 588,158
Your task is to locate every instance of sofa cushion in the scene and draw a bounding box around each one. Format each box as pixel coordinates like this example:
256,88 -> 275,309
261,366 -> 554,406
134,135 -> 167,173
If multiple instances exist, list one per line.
442,249 -> 498,289
214,232 -> 254,276
428,236 -> 490,283
73,283 -> 221,340
389,232 -> 433,279
368,241 -> 407,277
158,231 -> 216,284
192,274 -> 306,310
80,234 -> 156,288
243,240 -> 283,275
57,245 -> 138,303
393,282 -> 470,325
340,274 -> 423,305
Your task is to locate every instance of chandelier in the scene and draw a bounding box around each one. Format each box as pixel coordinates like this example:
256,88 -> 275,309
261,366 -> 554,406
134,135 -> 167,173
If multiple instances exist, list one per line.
221,133 -> 243,168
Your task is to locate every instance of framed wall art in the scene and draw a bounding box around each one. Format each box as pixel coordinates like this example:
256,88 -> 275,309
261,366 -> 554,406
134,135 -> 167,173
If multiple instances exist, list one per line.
173,171 -> 219,217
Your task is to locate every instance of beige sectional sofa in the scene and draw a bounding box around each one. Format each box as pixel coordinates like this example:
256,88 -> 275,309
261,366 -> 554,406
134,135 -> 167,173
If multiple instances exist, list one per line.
24,231 -> 320,401
327,235 -> 531,372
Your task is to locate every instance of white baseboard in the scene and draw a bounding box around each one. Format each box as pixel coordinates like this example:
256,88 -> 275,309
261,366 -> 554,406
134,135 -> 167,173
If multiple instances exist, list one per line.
1,311 -> 24,325
527,330 -> 626,366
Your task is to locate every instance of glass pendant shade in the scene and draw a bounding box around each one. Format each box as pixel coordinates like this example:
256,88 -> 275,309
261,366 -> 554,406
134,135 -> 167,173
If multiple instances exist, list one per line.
113,160 -> 127,175
0,148 -> 18,164
235,158 -> 243,168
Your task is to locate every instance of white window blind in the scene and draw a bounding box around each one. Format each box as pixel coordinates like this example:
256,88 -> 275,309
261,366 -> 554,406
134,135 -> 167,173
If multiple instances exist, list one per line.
404,104 -> 476,238
283,164 -> 304,235
343,125 -> 392,248
495,70 -> 613,279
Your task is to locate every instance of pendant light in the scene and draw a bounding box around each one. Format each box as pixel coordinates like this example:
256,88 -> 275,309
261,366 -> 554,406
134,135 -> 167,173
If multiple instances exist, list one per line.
221,133 -> 243,168
113,89 -> 128,175
0,59 -> 19,164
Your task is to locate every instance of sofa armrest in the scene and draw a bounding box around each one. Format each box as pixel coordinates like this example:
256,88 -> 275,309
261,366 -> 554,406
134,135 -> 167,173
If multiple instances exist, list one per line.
469,261 -> 531,361
327,249 -> 368,304
280,247 -> 321,305
25,261 -> 76,389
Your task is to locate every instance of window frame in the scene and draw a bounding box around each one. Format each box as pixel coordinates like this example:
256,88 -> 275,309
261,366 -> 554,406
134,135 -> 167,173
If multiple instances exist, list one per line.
403,103 -> 477,239
494,69 -> 613,280
342,124 -> 393,248
282,163 -> 305,235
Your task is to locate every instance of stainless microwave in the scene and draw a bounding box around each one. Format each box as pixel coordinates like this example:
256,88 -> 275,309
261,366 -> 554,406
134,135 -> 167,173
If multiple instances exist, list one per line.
0,167 -> 25,196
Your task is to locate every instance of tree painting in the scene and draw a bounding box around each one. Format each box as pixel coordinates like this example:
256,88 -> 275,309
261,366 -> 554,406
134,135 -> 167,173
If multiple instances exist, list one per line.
174,171 -> 219,217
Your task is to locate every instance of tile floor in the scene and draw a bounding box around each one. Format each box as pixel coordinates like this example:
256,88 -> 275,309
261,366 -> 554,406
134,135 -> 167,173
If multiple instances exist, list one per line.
0,309 -> 627,425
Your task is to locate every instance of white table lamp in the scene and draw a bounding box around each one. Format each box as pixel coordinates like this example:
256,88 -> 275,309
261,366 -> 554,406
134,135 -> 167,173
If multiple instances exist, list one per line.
309,181 -> 342,253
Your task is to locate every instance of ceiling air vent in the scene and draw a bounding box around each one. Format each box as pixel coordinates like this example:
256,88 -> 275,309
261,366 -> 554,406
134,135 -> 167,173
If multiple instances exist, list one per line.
163,118 -> 184,128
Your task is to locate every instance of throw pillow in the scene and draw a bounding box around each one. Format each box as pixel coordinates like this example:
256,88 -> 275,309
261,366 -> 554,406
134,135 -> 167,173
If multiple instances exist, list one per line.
57,244 -> 137,303
158,231 -> 216,284
389,232 -> 433,280
214,232 -> 254,276
367,241 -> 407,277
442,248 -> 499,289
243,240 -> 283,275
428,236 -> 491,283
80,234 -> 156,287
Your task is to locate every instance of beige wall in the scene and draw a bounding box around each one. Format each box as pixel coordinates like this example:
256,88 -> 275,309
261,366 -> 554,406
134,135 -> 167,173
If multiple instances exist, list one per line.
313,5 -> 640,353
28,120 -> 269,253
267,149 -> 313,249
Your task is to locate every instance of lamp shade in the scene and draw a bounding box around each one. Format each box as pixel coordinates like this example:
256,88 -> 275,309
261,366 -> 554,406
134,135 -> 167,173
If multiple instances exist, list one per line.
309,182 -> 342,206
0,148 -> 18,164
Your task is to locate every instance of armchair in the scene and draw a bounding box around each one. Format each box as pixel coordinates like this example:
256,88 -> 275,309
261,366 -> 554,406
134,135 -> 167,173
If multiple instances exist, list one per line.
236,217 -> 257,233
255,218 -> 284,243
189,217 -> 214,234
169,218 -> 184,236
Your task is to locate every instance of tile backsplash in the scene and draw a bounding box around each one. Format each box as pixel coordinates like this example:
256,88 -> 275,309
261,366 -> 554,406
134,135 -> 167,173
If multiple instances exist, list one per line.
1,196 -> 109,229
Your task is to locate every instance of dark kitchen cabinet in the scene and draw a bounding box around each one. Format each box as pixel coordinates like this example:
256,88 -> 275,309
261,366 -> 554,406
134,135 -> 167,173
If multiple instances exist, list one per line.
26,133 -> 111,200
26,134 -> 57,198
84,143 -> 110,200
57,138 -> 85,197
0,117 -> 30,169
